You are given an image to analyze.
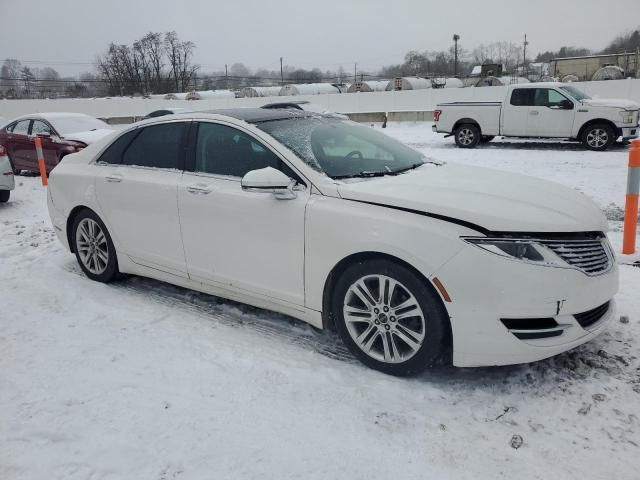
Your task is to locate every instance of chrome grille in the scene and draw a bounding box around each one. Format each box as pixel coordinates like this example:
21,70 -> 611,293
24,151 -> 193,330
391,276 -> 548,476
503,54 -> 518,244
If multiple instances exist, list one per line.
538,238 -> 612,275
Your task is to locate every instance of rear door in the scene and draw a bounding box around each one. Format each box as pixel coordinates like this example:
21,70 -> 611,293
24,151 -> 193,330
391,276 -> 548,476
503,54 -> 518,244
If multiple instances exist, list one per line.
527,88 -> 575,137
30,120 -> 60,171
501,88 -> 534,136
95,121 -> 189,277
5,120 -> 34,171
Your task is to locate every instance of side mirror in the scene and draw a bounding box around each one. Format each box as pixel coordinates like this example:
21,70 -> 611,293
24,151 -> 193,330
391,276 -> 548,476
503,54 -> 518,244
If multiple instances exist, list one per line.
241,167 -> 297,200
559,99 -> 573,110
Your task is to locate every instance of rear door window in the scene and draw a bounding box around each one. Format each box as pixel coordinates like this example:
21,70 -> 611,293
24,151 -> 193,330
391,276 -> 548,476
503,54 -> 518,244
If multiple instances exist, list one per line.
122,122 -> 187,169
97,129 -> 139,165
31,120 -> 53,136
510,89 -> 534,106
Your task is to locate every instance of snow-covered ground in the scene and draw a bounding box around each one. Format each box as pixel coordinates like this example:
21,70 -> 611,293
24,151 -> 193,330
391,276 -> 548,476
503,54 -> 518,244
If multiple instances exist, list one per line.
1,124 -> 640,480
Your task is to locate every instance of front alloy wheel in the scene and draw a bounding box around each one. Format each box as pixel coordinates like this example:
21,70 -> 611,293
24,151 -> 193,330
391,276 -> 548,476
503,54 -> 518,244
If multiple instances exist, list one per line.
332,259 -> 450,376
343,275 -> 425,363
583,124 -> 614,151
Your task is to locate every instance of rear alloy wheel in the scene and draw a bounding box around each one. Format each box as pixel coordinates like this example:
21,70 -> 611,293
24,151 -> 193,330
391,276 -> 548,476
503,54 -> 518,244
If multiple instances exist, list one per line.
0,190 -> 9,203
454,124 -> 481,148
72,210 -> 119,283
332,259 -> 449,376
582,124 -> 615,151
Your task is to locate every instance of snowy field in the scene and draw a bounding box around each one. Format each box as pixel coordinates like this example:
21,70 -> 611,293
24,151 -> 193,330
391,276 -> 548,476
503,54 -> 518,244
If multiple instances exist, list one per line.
1,123 -> 640,480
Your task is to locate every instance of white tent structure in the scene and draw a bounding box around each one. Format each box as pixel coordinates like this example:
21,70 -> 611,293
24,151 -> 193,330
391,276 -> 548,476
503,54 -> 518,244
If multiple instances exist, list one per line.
347,80 -> 389,93
185,90 -> 236,100
592,66 -> 625,81
164,92 -> 188,100
240,86 -> 282,98
474,76 -> 530,87
385,77 -> 432,91
279,83 -> 341,96
431,77 -> 464,89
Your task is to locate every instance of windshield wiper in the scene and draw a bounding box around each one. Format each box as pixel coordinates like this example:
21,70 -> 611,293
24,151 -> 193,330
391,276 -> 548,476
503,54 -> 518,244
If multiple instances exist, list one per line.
388,162 -> 424,175
332,170 -> 389,179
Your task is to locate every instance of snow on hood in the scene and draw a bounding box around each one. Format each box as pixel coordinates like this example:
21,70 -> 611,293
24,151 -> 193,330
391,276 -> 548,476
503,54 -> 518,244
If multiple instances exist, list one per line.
336,163 -> 608,233
582,98 -> 640,110
61,128 -> 115,145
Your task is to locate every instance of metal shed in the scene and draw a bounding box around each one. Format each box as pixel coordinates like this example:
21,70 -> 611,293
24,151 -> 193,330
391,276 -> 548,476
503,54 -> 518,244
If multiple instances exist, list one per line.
278,83 -> 341,96
385,77 -> 432,91
239,86 -> 283,98
347,80 -> 389,93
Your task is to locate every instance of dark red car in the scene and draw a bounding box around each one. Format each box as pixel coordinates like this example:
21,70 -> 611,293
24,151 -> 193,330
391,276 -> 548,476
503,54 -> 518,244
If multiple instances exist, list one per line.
0,113 -> 115,174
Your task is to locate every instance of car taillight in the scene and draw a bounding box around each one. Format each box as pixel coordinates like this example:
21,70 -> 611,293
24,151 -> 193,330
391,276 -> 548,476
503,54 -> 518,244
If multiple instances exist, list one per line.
433,110 -> 442,122
0,144 -> 6,156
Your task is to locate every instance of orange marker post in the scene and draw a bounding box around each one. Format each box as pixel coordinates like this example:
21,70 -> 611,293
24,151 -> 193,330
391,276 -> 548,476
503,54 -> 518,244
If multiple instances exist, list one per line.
34,136 -> 48,186
622,138 -> 640,254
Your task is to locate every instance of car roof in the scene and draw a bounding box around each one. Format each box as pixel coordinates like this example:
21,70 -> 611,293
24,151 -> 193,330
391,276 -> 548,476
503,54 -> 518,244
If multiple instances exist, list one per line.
9,112 -> 96,123
508,82 -> 568,89
197,108 -> 322,123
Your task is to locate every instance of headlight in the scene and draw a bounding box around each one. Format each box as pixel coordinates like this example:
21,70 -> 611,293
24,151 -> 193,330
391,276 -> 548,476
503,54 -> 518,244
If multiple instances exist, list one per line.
620,110 -> 635,124
463,237 -> 566,267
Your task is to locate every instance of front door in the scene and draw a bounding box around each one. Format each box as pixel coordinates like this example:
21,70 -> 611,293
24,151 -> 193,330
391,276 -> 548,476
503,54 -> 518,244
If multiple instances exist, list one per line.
30,120 -> 60,171
95,121 -> 189,277
527,88 -> 575,137
177,121 -> 307,306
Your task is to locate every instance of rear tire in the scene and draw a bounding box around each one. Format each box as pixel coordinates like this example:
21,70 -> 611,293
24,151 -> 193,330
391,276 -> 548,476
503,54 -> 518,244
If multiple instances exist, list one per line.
582,123 -> 615,151
454,124 -> 481,148
72,209 -> 119,283
0,190 -> 9,203
331,258 -> 450,376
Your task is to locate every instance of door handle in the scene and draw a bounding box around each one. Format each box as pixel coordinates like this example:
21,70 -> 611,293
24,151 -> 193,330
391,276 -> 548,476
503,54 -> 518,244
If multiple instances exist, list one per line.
105,174 -> 123,183
529,110 -> 539,116
187,184 -> 212,195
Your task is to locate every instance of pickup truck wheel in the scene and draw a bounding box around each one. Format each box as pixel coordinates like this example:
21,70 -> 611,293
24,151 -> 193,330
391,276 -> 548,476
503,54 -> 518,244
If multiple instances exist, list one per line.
582,124 -> 615,151
454,124 -> 480,148
0,190 -> 9,203
480,136 -> 495,143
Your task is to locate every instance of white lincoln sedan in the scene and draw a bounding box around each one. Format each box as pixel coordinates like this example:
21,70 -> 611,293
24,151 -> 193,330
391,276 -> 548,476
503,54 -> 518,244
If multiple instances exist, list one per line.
47,109 -> 618,376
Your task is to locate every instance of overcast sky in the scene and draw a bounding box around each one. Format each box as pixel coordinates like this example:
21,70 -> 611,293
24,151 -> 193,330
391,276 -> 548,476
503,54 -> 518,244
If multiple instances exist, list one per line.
1,0 -> 639,76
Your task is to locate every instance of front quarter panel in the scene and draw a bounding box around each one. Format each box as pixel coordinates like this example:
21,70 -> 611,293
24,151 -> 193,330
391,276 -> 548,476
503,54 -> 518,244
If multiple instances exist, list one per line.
304,194 -> 478,312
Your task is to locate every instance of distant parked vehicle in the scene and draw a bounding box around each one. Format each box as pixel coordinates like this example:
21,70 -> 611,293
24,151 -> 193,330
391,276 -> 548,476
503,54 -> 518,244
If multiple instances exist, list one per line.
0,113 -> 115,174
433,82 -> 639,151
0,143 -> 15,202
144,108 -> 192,119
262,101 -> 348,119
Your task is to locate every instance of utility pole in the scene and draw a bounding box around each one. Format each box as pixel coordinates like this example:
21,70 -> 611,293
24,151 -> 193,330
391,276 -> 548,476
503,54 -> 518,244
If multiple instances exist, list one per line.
354,62 -> 357,84
225,64 -> 228,89
522,34 -> 528,79
280,57 -> 284,85
453,34 -> 460,77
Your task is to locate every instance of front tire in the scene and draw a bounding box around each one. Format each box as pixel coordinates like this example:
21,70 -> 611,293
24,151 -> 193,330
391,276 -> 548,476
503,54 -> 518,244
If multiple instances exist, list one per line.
582,123 -> 615,151
72,209 -> 119,283
0,190 -> 9,203
332,259 -> 450,376
454,123 -> 481,148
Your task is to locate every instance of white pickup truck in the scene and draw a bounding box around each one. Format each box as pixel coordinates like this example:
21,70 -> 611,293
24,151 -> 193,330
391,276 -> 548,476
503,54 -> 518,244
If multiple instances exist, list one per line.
432,82 -> 639,151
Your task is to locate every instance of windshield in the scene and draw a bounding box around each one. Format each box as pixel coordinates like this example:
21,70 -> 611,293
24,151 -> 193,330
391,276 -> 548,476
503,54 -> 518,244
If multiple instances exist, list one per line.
559,85 -> 591,101
48,115 -> 110,135
257,117 -> 425,178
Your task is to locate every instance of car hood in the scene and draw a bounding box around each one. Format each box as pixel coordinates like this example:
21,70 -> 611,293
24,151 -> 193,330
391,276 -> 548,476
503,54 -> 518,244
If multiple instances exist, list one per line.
582,98 -> 640,110
61,128 -> 115,144
336,163 -> 607,233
